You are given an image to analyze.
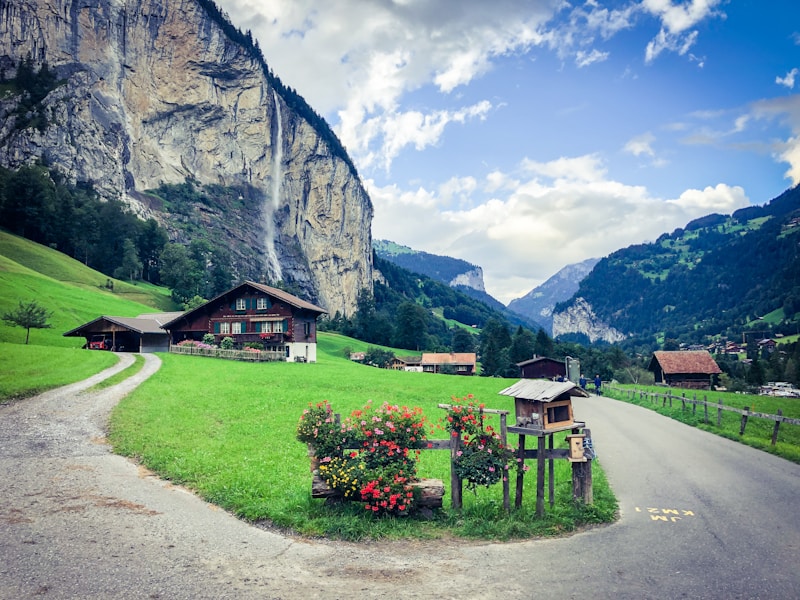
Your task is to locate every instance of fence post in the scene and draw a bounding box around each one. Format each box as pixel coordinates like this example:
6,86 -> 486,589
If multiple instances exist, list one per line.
536,435 -> 546,517
681,392 -> 685,411
515,434 -> 526,509
548,434 -> 555,508
450,430 -> 463,510
717,397 -> 723,427
500,413 -> 510,512
771,409 -> 783,446
703,397 -> 709,424
740,407 -> 750,436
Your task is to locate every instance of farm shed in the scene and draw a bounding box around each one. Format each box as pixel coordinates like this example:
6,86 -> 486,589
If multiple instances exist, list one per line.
64,312 -> 183,353
648,350 -> 722,390
517,356 -> 566,380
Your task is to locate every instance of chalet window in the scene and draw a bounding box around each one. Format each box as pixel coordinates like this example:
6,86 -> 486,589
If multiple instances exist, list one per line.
256,297 -> 269,310
235,298 -> 246,311
232,322 -> 243,334
304,322 -> 311,336
219,322 -> 230,335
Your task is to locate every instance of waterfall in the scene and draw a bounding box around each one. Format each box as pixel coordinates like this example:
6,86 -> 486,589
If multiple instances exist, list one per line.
264,89 -> 283,282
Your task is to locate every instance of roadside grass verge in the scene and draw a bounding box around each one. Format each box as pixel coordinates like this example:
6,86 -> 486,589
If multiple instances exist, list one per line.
0,343 -> 119,403
109,334 -> 617,541
605,384 -> 800,463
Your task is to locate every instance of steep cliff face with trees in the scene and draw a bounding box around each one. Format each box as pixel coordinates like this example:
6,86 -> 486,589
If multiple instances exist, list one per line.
552,185 -> 800,347
0,0 -> 372,315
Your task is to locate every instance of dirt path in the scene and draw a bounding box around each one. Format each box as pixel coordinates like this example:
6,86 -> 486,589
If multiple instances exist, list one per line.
1,360 -> 798,599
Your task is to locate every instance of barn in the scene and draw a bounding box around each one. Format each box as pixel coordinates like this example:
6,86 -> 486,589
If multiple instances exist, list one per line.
648,350 -> 722,390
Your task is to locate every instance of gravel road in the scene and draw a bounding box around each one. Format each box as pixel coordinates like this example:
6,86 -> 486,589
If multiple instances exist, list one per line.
1,356 -> 798,599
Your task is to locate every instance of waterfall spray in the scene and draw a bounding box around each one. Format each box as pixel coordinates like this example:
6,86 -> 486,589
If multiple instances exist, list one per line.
264,89 -> 283,282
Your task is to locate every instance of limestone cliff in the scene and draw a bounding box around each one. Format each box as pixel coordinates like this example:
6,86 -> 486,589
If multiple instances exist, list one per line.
551,297 -> 626,344
0,0 -> 373,316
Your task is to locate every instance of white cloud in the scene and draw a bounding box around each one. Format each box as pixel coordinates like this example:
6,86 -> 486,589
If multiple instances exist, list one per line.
641,0 -> 724,63
624,132 -> 657,157
575,49 -> 610,68
776,68 -> 799,90
369,156 -> 749,303
750,95 -> 800,185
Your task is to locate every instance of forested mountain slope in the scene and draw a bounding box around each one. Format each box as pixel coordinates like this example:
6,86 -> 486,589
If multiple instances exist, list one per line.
553,185 -> 800,347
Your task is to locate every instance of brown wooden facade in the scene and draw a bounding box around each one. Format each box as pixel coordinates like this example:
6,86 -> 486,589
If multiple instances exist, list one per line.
517,356 -> 566,380
648,350 -> 722,390
164,281 -> 326,362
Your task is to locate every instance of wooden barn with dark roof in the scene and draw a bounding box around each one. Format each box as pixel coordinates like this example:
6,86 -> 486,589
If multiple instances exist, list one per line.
648,350 -> 722,390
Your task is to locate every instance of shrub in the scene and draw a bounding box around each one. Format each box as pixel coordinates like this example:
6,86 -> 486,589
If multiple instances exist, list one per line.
220,336 -> 234,350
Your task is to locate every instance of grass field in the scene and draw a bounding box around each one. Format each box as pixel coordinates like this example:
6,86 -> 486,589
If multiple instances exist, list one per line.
108,332 -> 617,540
0,231 -> 178,347
0,342 -> 119,401
604,384 -> 800,463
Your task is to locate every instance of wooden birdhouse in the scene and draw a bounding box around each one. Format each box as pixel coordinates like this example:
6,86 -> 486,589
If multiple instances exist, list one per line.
498,379 -> 590,433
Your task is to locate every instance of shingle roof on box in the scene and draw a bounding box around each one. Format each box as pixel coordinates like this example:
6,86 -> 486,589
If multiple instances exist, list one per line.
498,379 -> 590,402
420,352 -> 476,365
650,350 -> 722,374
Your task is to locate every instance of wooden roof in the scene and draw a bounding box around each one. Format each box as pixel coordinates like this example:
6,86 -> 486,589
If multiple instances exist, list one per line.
420,352 -> 476,365
64,312 -> 183,337
162,281 -> 326,329
649,351 -> 722,375
498,379 -> 590,402
516,356 -> 565,367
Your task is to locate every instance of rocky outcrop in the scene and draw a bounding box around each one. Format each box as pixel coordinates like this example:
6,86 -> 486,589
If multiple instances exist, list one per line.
449,267 -> 485,292
508,257 -> 600,331
0,0 -> 372,316
551,297 -> 626,344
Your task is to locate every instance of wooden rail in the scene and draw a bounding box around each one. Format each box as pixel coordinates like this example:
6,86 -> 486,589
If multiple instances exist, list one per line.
605,385 -> 800,444
169,345 -> 285,362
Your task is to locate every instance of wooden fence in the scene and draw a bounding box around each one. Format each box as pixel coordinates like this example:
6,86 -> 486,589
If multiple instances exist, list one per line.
605,385 -> 800,445
169,344 -> 285,362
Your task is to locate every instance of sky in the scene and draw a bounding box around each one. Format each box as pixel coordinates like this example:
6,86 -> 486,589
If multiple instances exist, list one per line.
215,0 -> 800,304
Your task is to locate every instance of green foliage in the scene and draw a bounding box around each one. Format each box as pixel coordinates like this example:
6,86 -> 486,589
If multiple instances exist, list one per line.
220,336 -> 234,350
0,165 -> 170,286
2,299 -> 52,344
0,343 -> 118,402
557,184 -> 800,347
445,399 -> 514,491
363,346 -> 395,368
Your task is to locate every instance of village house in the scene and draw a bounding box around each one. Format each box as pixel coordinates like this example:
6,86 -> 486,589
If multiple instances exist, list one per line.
648,350 -> 722,390
391,355 -> 423,372
420,352 -> 476,375
517,356 -> 566,380
164,281 -> 326,362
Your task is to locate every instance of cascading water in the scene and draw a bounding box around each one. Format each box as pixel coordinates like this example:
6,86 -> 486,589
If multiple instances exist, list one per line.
263,89 -> 284,282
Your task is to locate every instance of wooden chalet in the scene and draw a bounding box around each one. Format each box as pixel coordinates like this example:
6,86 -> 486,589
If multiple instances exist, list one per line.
391,355 -> 422,371
420,352 -> 476,375
517,356 -> 566,380
64,312 -> 183,353
163,281 -> 326,363
648,350 -> 722,390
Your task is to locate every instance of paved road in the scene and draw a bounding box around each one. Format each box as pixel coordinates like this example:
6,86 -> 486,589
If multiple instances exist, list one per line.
1,360 -> 798,599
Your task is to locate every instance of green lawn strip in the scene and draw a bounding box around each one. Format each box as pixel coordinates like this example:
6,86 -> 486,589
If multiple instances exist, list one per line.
605,384 -> 800,463
89,354 -> 146,391
0,343 -> 119,402
109,334 -> 617,541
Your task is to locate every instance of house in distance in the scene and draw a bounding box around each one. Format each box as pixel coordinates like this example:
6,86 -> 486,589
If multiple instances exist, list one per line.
648,350 -> 722,390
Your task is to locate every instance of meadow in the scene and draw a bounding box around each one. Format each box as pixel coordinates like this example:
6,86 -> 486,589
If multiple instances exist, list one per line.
108,333 -> 617,540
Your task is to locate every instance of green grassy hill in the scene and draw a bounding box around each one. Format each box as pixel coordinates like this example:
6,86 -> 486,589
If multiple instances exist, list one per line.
0,231 -> 178,347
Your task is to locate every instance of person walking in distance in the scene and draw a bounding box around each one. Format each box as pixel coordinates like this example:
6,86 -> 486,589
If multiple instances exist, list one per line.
594,374 -> 602,395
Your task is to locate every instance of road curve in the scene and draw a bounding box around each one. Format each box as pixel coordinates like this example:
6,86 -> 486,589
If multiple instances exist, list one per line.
1,364 -> 798,599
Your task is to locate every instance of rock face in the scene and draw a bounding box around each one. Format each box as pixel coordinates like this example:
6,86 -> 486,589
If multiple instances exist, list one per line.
449,267 -> 485,292
0,0 -> 373,316
508,257 -> 600,332
551,297 -> 626,344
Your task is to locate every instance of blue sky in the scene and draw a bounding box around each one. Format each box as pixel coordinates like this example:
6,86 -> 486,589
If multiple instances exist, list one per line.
216,0 -> 800,304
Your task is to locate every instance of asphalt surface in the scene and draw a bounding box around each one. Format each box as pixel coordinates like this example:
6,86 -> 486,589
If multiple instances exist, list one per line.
1,357 -> 799,599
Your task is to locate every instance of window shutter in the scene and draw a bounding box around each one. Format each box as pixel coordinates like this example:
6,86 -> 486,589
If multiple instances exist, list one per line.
214,322 -> 220,334
242,321 -> 248,333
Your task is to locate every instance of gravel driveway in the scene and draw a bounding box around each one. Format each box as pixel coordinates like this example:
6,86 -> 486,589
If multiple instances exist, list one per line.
2,355 -> 798,599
